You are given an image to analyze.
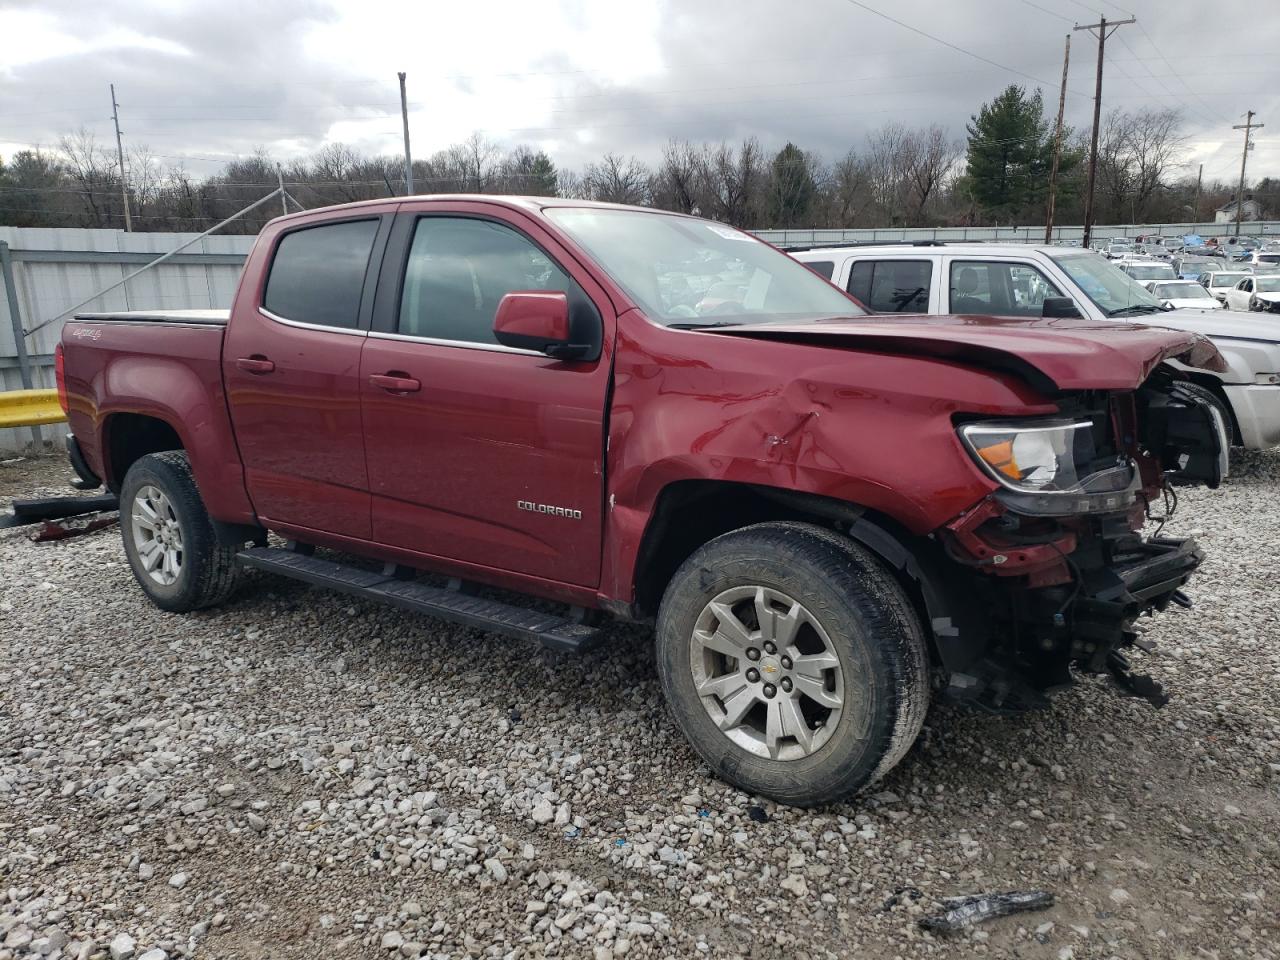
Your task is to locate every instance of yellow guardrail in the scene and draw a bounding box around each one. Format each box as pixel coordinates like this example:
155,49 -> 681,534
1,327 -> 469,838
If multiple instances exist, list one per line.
0,389 -> 66,428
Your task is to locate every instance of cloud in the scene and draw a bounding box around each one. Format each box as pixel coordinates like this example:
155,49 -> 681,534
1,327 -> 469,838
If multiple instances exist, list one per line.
0,0 -> 1276,185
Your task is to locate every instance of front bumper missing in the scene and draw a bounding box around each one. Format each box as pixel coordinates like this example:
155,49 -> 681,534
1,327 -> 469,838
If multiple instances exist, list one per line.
945,534 -> 1202,714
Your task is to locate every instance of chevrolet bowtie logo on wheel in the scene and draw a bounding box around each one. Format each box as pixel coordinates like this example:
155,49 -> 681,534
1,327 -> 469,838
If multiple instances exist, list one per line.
517,500 -> 583,520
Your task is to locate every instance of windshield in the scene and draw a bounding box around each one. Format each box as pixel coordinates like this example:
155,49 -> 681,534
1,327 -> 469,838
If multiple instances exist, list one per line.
1125,264 -> 1176,280
1210,273 -> 1246,287
544,208 -> 863,325
1257,277 -> 1280,293
1258,254 -> 1280,265
1051,252 -> 1162,315
1151,282 -> 1211,300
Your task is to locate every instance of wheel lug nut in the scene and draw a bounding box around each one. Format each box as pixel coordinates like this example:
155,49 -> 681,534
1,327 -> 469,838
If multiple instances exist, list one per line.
781,656 -> 792,670
746,647 -> 760,661
763,683 -> 777,699
763,642 -> 776,655
781,677 -> 793,693
745,668 -> 760,683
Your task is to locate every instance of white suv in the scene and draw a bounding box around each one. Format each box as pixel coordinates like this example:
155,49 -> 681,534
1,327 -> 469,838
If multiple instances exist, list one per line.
790,242 -> 1280,450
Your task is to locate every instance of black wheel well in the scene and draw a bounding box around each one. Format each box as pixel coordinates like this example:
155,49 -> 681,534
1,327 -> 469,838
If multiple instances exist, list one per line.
104,413 -> 183,490
632,480 -> 940,626
1182,372 -> 1242,445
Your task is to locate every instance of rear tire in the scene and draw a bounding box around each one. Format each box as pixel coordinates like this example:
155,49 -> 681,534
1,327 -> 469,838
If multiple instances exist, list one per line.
120,451 -> 241,612
656,521 -> 929,807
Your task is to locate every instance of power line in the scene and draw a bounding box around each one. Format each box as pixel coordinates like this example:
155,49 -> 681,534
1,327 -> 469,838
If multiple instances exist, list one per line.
1015,0 -> 1074,23
838,0 -> 1093,98
1133,20 -> 1227,129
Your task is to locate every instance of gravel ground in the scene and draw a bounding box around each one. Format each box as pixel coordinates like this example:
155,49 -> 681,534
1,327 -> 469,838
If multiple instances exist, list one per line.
1,453 -> 1277,960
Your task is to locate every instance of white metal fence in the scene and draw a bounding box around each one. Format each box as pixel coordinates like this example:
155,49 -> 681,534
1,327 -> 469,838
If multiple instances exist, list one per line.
752,220 -> 1280,246
0,227 -> 254,453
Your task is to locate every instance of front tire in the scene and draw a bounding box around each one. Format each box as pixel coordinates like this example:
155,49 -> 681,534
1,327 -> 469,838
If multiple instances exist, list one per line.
120,451 -> 241,612
656,522 -> 929,807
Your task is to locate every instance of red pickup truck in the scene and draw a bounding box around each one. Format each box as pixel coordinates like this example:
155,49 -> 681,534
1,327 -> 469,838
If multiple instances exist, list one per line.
56,196 -> 1229,805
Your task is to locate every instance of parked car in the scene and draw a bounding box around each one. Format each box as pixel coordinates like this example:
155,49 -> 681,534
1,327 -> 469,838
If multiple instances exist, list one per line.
1174,256 -> 1219,281
1248,249 -> 1280,269
55,197 -> 1230,807
1117,260 -> 1178,282
1224,274 -> 1280,313
1201,271 -> 1250,302
1143,279 -> 1223,310
789,242 -> 1280,450
1104,241 -> 1132,259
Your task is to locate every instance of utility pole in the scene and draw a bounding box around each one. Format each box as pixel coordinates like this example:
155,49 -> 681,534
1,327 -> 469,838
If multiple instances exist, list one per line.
1232,111 -> 1263,237
110,83 -> 133,232
1193,163 -> 1203,224
398,72 -> 414,195
1044,34 -> 1071,244
1074,15 -> 1135,249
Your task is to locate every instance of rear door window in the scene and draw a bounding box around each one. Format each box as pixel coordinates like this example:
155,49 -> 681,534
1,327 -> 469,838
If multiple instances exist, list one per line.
263,219 -> 379,329
949,260 -> 1065,317
847,259 -> 931,312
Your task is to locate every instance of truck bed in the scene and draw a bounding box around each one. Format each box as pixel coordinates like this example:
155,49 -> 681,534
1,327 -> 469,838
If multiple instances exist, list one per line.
60,309 -> 251,523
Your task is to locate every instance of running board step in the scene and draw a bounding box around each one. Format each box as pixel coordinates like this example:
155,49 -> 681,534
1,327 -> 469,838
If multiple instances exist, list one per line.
236,547 -> 602,653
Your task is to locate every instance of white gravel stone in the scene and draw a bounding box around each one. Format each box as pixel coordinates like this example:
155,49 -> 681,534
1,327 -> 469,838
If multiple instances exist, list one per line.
108,934 -> 136,960
380,931 -> 403,950
530,798 -> 554,825
484,858 -> 508,883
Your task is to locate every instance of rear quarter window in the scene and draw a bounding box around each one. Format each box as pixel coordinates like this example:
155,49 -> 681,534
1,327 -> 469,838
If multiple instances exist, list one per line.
802,260 -> 835,280
263,219 -> 379,329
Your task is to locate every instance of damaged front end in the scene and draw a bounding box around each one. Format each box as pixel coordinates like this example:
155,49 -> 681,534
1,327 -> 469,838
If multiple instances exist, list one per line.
935,369 -> 1228,713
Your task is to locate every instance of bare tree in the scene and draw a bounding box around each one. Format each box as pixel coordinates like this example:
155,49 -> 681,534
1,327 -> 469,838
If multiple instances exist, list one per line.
903,125 -> 961,225
653,139 -> 703,213
581,153 -> 651,205
59,129 -> 119,228
864,124 -> 912,225
702,138 -> 765,227
825,149 -> 871,227
1096,109 -> 1186,222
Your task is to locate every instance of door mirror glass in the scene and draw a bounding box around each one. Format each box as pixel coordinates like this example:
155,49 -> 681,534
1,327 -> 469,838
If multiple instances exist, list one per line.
1041,296 -> 1081,318
494,291 -> 584,358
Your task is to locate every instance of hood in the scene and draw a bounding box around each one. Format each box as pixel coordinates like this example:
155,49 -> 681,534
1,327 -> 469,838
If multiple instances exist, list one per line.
702,314 -> 1226,393
1256,292 -> 1280,305
1161,298 -> 1222,310
1144,306 -> 1280,341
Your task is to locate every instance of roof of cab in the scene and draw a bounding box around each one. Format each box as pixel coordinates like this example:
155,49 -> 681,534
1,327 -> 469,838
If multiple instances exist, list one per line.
269,194 -> 685,225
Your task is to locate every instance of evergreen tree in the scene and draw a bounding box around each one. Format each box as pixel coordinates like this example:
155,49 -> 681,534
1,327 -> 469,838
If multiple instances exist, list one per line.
769,142 -> 815,228
528,151 -> 559,197
961,85 -> 1058,222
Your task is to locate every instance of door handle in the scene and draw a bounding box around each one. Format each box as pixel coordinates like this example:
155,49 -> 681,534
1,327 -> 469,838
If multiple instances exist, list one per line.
369,373 -> 421,394
236,356 -> 275,375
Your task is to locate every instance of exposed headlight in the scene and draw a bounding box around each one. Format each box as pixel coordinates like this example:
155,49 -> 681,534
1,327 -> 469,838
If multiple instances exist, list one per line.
959,419 -> 1119,494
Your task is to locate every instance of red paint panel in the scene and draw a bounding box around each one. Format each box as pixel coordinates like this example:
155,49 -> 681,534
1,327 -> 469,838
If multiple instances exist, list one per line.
60,321 -> 255,523
360,338 -> 608,586
222,309 -> 371,539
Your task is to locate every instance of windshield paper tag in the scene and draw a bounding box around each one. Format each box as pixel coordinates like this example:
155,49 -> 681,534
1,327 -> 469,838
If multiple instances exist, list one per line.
705,223 -> 755,242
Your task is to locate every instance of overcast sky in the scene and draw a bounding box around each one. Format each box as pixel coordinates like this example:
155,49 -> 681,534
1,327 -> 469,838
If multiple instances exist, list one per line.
2,0 -> 1277,192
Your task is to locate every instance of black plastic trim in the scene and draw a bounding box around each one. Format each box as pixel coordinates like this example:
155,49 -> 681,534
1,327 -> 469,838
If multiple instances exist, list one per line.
65,434 -> 102,490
